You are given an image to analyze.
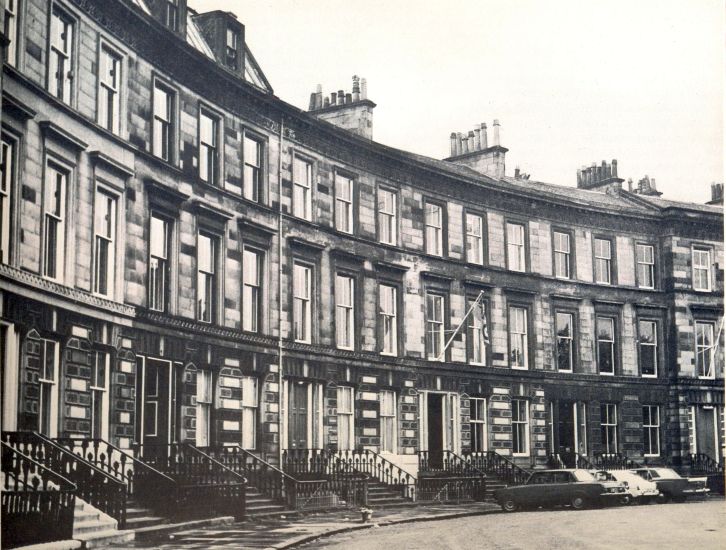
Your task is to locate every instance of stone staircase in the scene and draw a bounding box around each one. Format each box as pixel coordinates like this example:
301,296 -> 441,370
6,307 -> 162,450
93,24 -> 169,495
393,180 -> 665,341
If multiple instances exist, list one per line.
72,498 -> 134,548
245,485 -> 289,517
124,497 -> 169,530
366,479 -> 413,507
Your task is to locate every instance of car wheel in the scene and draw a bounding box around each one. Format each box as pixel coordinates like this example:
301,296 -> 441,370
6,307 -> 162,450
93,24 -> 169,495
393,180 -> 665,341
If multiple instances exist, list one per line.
502,499 -> 519,512
570,495 -> 588,510
620,495 -> 633,506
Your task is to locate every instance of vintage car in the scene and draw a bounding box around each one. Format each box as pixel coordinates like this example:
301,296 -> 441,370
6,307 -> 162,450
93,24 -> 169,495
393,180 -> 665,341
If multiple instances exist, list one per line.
494,469 -> 627,512
596,470 -> 660,504
631,468 -> 710,502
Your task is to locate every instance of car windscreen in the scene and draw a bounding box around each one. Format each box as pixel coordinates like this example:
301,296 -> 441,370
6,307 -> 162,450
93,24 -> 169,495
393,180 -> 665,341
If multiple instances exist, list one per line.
654,469 -> 681,479
572,470 -> 596,482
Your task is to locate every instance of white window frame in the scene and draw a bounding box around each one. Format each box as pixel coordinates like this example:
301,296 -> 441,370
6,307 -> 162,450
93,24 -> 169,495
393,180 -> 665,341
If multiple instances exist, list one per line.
692,247 -> 712,292
425,202 -> 443,256
292,156 -> 312,221
195,369 -> 213,447
92,186 -> 118,298
509,306 -> 529,370
556,312 -> 574,372
165,0 -> 179,31
148,213 -> 170,312
242,248 -> 261,333
600,403 -> 618,454
465,213 -> 484,265
199,107 -> 219,185
597,316 -> 616,376
196,233 -> 217,323
378,188 -> 397,245
98,45 -> 122,134
695,321 -> 715,379
38,339 -> 59,438
4,0 -> 18,67
511,398 -> 529,456
337,386 -> 354,451
90,350 -> 110,441
241,376 -> 259,450
152,80 -> 174,162
42,161 -> 67,282
553,231 -> 571,279
643,405 -> 660,457
380,390 -> 397,453
638,320 -> 658,378
49,6 -> 74,104
636,243 -> 655,289
506,222 -> 526,272
1,136 -> 15,265
426,292 -> 445,361
594,238 -> 612,285
379,284 -> 398,356
293,262 -> 312,343
1,323 -> 20,431
335,173 -> 354,234
470,397 -> 488,453
242,134 -> 263,202
335,274 -> 355,350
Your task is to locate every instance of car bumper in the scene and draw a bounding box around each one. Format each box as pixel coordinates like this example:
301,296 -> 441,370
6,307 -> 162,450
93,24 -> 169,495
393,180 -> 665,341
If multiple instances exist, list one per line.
683,487 -> 710,495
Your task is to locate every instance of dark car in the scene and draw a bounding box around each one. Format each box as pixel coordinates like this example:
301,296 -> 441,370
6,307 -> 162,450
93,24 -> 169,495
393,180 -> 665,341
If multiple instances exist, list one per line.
631,468 -> 709,502
494,469 -> 627,512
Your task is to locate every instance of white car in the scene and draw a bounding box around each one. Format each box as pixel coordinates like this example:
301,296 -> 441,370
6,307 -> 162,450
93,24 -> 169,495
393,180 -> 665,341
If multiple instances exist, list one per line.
607,470 -> 660,504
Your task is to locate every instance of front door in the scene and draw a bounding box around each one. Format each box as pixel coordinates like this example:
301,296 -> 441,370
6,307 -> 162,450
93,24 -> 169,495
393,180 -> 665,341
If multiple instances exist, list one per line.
695,406 -> 717,459
557,401 -> 575,457
135,357 -> 174,447
427,393 -> 444,468
288,381 -> 308,449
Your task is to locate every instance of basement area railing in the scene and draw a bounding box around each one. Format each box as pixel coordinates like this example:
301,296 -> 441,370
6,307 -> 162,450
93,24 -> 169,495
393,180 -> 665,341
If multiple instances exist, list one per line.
2,431 -> 126,527
1,441 -> 77,549
133,443 -> 246,519
333,449 -> 415,500
463,451 -> 530,486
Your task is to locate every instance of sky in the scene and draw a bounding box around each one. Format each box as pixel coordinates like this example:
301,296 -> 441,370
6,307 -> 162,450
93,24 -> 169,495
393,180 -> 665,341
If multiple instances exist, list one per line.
189,0 -> 724,204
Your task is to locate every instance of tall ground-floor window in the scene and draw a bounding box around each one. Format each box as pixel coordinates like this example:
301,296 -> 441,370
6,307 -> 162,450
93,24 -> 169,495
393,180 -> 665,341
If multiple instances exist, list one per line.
241,376 -> 259,449
511,399 -> 529,455
337,386 -> 354,451
37,339 -> 59,437
600,403 -> 618,454
90,351 -> 110,440
642,405 -> 660,457
196,370 -> 213,447
470,398 -> 487,452
380,390 -> 397,453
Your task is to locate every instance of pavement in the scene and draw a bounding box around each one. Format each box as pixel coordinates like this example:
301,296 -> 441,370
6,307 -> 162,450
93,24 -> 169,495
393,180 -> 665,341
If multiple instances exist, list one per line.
116,502 -> 501,549
308,499 -> 726,550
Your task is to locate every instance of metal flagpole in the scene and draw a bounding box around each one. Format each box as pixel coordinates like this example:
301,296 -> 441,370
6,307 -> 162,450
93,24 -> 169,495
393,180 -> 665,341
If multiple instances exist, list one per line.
436,289 -> 486,362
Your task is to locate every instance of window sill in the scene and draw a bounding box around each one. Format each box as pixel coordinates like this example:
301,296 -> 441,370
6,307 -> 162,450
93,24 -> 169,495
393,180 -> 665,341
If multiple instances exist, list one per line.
511,366 -> 528,371
599,372 -> 615,376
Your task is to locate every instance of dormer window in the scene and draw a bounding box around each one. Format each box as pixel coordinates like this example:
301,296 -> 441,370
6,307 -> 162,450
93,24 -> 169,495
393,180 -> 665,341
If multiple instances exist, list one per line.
226,28 -> 239,70
166,0 -> 179,31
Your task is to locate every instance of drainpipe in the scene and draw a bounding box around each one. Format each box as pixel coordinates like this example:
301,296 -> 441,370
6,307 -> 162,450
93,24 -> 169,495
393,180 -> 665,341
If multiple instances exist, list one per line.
277,117 -> 285,468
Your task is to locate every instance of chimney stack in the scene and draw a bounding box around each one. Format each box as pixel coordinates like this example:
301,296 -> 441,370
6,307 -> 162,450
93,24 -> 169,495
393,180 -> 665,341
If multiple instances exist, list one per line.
576,159 -> 624,192
444,120 -> 507,179
308,76 -> 376,139
631,175 -> 663,197
707,182 -> 724,205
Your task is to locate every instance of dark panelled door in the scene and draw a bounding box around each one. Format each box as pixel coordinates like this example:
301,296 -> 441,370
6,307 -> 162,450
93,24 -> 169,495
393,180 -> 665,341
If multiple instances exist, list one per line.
139,358 -> 171,446
427,393 -> 444,468
696,406 -> 717,459
557,401 -> 575,457
288,382 -> 308,449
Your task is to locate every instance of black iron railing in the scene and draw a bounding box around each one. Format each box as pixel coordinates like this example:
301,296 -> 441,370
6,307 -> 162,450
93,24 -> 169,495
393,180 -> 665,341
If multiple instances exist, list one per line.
416,475 -> 486,503
420,450 -> 487,476
56,438 -> 176,520
688,453 -> 724,475
133,443 -> 246,519
2,431 -> 126,526
593,453 -> 638,471
547,452 -> 595,470
333,449 -> 415,499
463,451 -> 530,486
1,441 -> 77,548
281,448 -> 331,479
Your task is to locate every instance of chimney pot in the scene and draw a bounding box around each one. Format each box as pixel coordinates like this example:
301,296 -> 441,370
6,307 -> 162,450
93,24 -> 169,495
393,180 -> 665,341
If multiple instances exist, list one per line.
316,83 -> 323,93
450,132 -> 458,157
324,97 -> 330,108
492,120 -> 500,146
474,127 -> 481,150
331,92 -> 337,106
468,131 -> 475,152
352,75 -> 360,94
308,92 -> 317,111
361,78 -> 368,100
345,93 -> 352,104
480,123 -> 488,149
338,90 -> 345,104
